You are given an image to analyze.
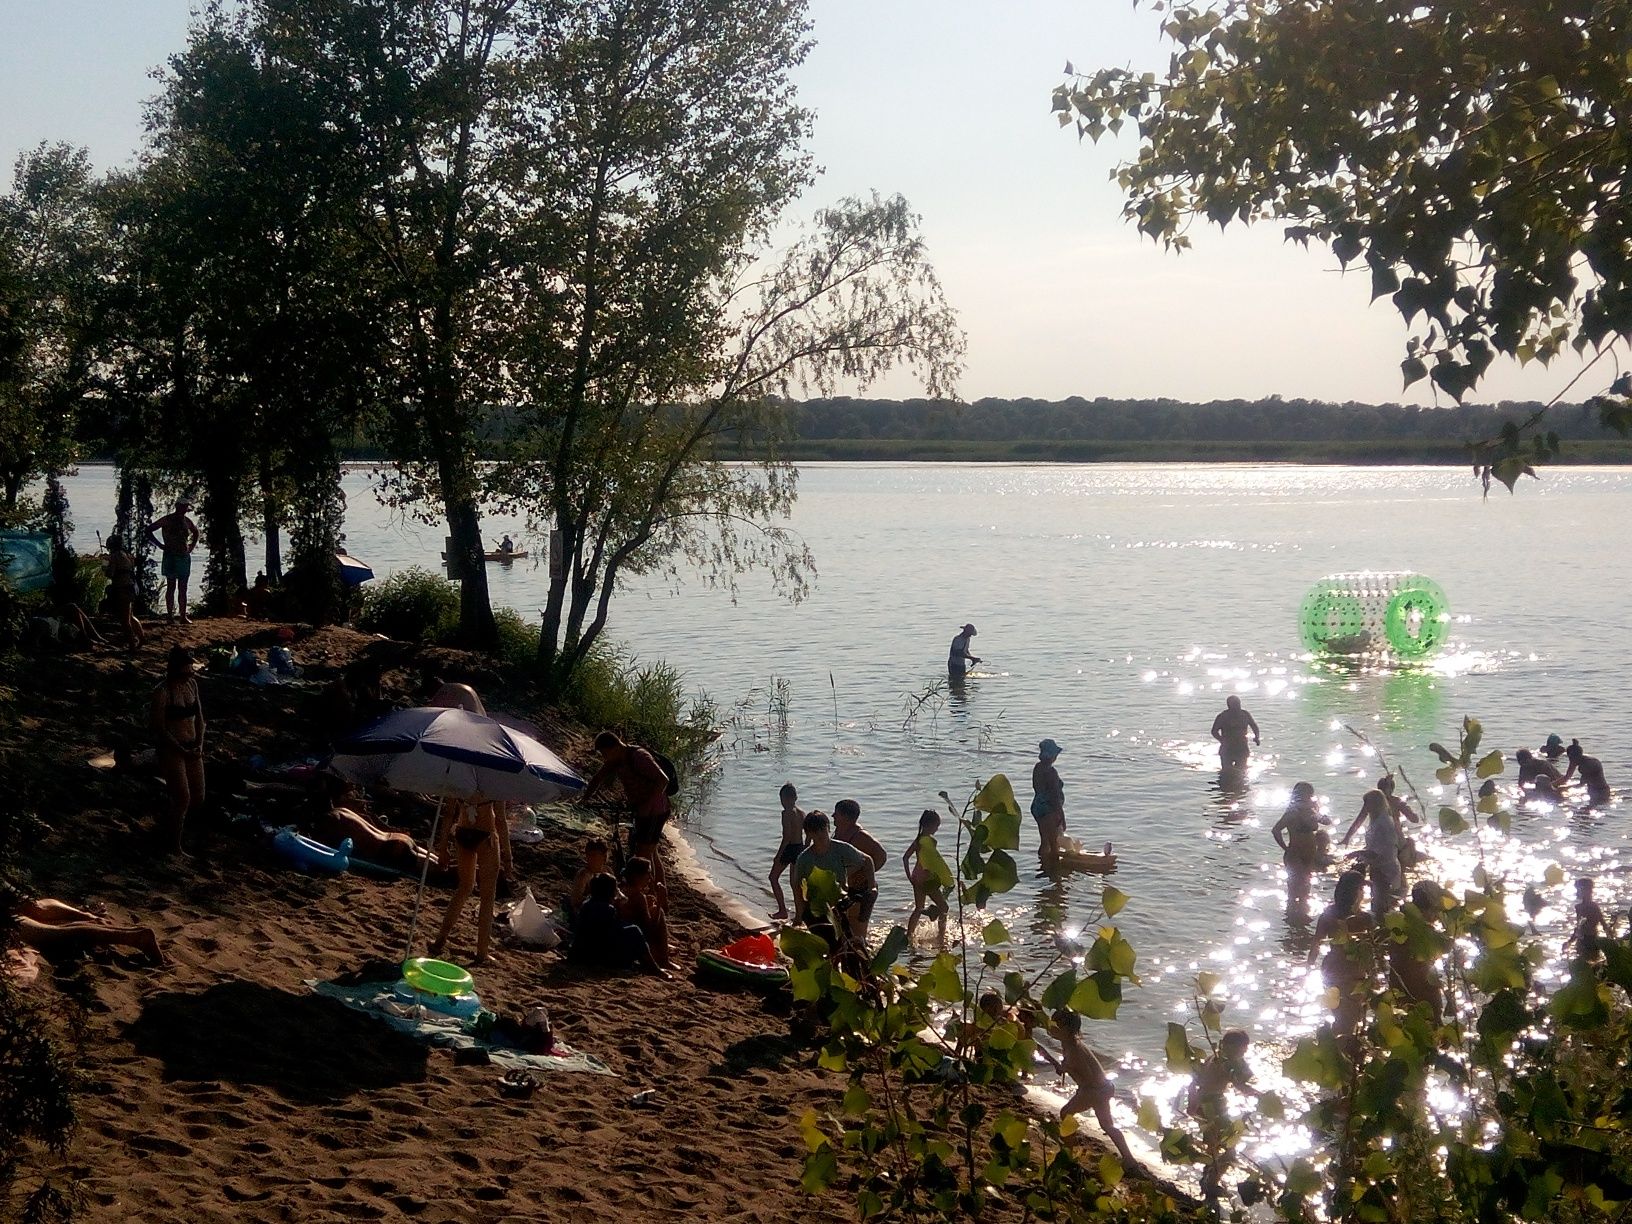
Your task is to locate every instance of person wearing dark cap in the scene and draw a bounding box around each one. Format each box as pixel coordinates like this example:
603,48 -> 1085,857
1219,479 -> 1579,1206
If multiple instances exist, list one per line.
1541,733 -> 1567,762
145,498 -> 200,623
1031,738 -> 1067,859
948,623 -> 980,678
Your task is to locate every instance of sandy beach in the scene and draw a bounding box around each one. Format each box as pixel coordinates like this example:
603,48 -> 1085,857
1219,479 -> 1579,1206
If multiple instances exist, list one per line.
6,619 -> 852,1223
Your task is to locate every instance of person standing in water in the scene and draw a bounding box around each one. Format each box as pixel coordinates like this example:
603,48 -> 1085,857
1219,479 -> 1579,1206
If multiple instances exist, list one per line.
1031,738 -> 1067,860
1271,781 -> 1326,908
145,498 -> 200,623
1563,740 -> 1613,806
1209,696 -> 1260,770
948,622 -> 980,678
768,782 -> 805,919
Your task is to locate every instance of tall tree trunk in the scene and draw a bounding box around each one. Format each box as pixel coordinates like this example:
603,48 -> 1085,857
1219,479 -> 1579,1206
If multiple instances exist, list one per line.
200,471 -> 247,614
437,446 -> 496,649
260,452 -> 283,582
134,474 -> 157,607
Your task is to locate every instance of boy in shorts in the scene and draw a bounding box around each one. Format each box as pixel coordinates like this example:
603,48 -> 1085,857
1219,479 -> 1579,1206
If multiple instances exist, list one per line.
769,782 -> 804,918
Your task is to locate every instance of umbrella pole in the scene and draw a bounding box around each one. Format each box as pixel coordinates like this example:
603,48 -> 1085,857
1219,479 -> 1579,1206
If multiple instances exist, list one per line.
404,799 -> 447,962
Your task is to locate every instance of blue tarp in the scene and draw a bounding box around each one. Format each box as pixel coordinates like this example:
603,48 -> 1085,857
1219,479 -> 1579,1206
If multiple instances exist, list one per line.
0,532 -> 51,594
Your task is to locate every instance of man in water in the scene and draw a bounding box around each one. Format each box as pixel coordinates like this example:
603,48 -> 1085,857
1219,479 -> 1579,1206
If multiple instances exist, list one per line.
145,498 -> 200,623
948,622 -> 980,678
1210,696 -> 1260,770
832,799 -> 887,940
791,811 -> 877,951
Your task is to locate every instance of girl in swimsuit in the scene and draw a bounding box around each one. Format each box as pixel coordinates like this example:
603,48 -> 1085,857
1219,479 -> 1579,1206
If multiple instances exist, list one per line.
429,799 -> 500,964
150,646 -> 205,853
903,809 -> 949,948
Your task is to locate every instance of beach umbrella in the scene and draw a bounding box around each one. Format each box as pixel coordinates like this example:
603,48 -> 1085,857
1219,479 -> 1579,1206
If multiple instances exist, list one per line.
330,707 -> 584,956
336,552 -> 375,585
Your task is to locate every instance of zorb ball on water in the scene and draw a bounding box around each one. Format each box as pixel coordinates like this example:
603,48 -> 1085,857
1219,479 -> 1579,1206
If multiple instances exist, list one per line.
1298,571 -> 1449,660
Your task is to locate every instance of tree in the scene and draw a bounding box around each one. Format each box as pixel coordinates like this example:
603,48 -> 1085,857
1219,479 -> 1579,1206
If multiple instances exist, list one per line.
496,0 -> 962,680
0,145 -> 104,518
1056,0 -> 1632,489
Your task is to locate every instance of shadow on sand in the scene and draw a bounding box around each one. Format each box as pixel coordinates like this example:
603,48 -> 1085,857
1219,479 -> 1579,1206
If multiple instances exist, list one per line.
127,978 -> 429,1103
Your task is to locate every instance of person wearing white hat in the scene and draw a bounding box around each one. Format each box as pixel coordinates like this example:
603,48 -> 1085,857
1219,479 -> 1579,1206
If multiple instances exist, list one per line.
948,622 -> 980,678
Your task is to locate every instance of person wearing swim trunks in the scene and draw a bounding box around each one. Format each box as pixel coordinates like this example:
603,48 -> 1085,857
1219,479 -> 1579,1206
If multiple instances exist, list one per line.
429,799 -> 500,964
582,730 -> 673,880
792,811 -> 876,951
1030,738 -> 1067,860
948,622 -> 980,678
150,645 -> 205,854
1039,1009 -> 1141,1172
145,499 -> 199,623
833,799 -> 887,941
769,782 -> 805,919
1210,696 -> 1260,771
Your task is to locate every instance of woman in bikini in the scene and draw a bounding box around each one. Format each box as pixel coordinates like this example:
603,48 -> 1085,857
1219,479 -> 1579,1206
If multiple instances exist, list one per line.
150,645 -> 205,853
104,535 -> 143,650
428,799 -> 500,964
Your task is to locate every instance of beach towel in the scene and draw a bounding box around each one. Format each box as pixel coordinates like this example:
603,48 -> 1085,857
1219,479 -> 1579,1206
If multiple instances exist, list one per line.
307,980 -> 611,1076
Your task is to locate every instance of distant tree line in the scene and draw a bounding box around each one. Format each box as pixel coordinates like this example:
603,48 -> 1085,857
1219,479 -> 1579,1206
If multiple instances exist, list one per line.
784,395 -> 1610,447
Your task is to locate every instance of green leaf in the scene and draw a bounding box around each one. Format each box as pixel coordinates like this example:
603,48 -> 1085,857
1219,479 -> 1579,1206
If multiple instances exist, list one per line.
1099,1153 -> 1124,1187
842,1082 -> 870,1116
1438,805 -> 1468,834
1435,764 -> 1460,785
982,849 -> 1020,896
1042,969 -> 1079,1012
981,918 -> 1010,946
994,1111 -> 1028,1149
1137,1095 -> 1161,1131
1285,1159 -> 1322,1197
1101,885 -> 1129,917
1164,1022 -> 1194,1072
1475,750 -> 1505,778
1282,1032 -> 1344,1090
923,953 -> 964,1003
818,1043 -> 848,1072
780,926 -> 833,969
1069,971 -> 1122,1020
919,838 -> 956,890
801,1147 -> 838,1194
869,924 -> 910,974
973,773 -> 1021,818
983,805 -> 1022,852
1196,970 -> 1222,995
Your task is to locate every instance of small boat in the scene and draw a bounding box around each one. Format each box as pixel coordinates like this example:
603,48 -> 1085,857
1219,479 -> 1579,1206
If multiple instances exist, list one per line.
1046,838 -> 1118,875
440,549 -> 529,563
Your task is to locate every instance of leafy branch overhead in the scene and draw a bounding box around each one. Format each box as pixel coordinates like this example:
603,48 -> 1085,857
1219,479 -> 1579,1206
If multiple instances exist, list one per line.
1057,0 -> 1632,489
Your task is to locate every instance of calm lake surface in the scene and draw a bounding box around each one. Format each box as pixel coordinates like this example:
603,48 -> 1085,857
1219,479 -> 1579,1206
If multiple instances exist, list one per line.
59,463 -> 1632,1083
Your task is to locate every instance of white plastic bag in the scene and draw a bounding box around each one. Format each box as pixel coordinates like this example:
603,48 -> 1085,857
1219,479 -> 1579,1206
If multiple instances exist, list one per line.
507,888 -> 560,948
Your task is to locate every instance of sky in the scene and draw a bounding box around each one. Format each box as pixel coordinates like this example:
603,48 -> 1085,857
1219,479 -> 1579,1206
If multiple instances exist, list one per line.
0,0 -> 1595,406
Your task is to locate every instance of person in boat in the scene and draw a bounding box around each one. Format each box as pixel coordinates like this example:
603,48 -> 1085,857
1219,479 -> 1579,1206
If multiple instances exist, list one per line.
1271,781 -> 1326,907
769,782 -> 805,920
1562,740 -> 1612,806
833,799 -> 888,941
1030,739 -> 1067,860
948,622 -> 980,678
1209,696 -> 1260,771
497,535 -> 516,556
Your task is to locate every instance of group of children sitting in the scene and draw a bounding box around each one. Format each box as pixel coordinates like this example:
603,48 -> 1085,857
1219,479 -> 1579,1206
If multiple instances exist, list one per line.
565,837 -> 674,979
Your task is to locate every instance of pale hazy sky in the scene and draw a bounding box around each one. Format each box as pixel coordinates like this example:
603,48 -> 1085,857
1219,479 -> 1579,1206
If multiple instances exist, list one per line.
0,0 -> 1594,405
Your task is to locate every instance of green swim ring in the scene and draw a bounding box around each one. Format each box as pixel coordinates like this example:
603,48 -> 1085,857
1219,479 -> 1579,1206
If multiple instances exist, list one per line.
402,957 -> 474,997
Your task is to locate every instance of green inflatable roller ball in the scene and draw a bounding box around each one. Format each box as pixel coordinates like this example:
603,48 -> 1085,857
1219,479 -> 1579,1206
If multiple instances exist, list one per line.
1299,583 -> 1367,653
402,957 -> 474,997
1383,578 -> 1449,659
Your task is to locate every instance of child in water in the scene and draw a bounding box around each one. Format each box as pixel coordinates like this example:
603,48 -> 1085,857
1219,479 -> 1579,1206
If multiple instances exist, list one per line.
903,809 -> 950,948
769,782 -> 805,919
1187,1029 -> 1260,1200
1565,877 -> 1611,961
1039,1009 -> 1139,1170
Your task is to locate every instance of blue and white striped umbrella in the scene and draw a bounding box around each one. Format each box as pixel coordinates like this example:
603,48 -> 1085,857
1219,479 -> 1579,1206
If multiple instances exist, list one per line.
335,553 -> 375,586
331,706 -> 583,804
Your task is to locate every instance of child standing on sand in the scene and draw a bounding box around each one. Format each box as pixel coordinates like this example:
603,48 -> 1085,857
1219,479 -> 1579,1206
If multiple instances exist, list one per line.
1039,1010 -> 1139,1171
903,809 -> 949,948
769,782 -> 805,919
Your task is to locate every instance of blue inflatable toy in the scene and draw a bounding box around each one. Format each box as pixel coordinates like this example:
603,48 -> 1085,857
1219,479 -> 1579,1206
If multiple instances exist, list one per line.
392,979 -> 484,1019
272,828 -> 353,874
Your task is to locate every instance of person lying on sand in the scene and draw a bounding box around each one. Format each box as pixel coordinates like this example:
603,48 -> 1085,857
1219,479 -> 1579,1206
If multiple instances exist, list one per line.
316,806 -> 444,878
6,893 -> 165,965
1036,1009 -> 1140,1171
618,857 -> 673,970
572,873 -> 669,979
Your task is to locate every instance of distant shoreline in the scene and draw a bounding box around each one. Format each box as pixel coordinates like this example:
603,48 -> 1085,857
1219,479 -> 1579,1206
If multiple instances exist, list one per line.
764,439 -> 1632,464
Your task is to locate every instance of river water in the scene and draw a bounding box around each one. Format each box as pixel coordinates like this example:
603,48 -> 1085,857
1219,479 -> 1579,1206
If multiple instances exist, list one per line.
56,462 -> 1631,1093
